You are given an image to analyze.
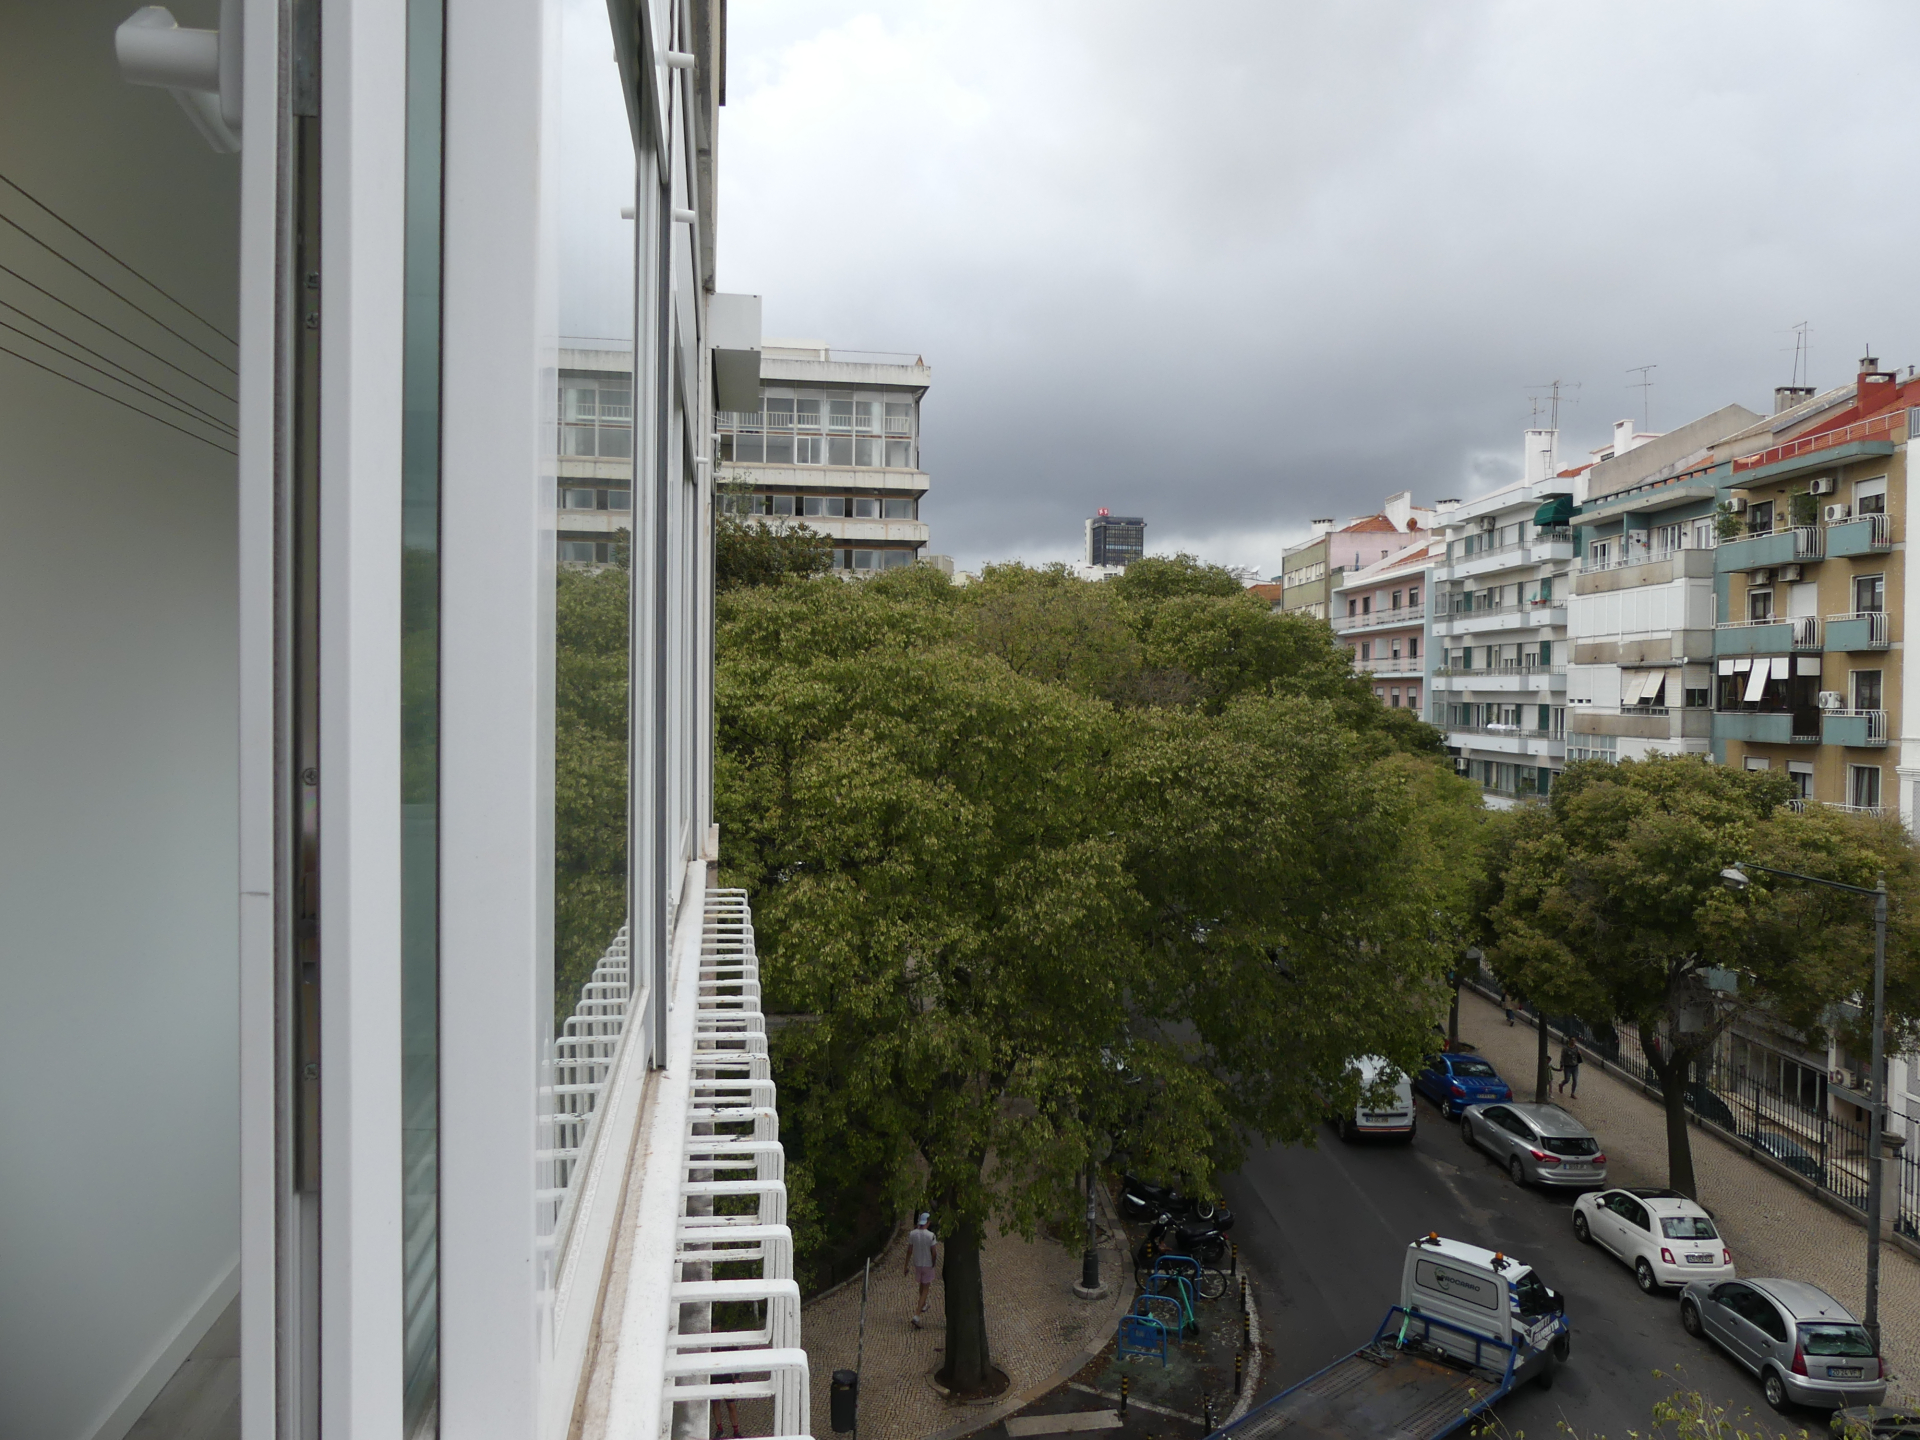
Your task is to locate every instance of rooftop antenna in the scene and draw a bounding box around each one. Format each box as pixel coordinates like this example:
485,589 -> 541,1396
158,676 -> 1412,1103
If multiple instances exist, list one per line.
1524,378 -> 1581,432
1626,364 -> 1657,432
1790,321 -> 1811,390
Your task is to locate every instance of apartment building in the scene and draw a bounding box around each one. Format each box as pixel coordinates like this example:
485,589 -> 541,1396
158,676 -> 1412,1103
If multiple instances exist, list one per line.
1566,406 -> 1763,764
716,340 -> 932,574
1712,356 -> 1919,825
1278,491 -> 1434,619
558,341 -> 637,564
1332,540 -> 1436,714
1,6 -> 802,1440
1429,434 -> 1574,804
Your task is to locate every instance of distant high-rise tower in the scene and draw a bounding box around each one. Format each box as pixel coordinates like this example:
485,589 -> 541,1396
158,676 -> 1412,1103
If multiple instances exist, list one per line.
1085,509 -> 1146,571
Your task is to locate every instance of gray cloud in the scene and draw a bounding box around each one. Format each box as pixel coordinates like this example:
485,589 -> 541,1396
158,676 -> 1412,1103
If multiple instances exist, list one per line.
564,1 -> 1920,574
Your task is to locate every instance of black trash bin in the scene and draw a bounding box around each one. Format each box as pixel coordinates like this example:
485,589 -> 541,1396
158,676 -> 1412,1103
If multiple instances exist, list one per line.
830,1369 -> 858,1433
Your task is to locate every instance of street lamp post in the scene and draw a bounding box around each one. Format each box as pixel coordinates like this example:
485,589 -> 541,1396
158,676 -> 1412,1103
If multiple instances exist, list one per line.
1720,862 -> 1891,1349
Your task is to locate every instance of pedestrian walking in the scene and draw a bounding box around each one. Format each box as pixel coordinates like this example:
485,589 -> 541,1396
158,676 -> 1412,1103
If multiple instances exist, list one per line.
1502,992 -> 1516,1027
1557,1039 -> 1583,1097
708,1375 -> 741,1438
905,1212 -> 940,1328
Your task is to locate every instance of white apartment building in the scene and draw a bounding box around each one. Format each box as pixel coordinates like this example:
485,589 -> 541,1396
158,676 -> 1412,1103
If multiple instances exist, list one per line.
0,6 -> 802,1440
1430,433 -> 1576,804
558,341 -> 637,564
717,341 -> 932,574
1331,539 -> 1436,716
1565,408 -> 1761,764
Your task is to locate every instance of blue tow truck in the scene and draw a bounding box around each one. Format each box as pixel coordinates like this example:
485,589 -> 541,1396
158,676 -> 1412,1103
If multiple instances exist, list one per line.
1210,1234 -> 1571,1440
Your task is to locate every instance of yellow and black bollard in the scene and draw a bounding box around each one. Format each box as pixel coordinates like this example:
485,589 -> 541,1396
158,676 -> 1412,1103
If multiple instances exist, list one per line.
1231,1241 -> 1239,1275
1203,1394 -> 1216,1430
1119,1374 -> 1130,1417
1235,1348 -> 1244,1394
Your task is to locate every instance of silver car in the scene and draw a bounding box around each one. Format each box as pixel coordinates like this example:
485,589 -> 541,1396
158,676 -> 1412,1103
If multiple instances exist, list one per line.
1461,1101 -> 1608,1188
1680,1278 -> 1887,1413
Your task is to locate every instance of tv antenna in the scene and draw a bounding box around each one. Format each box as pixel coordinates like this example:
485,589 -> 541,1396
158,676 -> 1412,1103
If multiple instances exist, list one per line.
1789,321 -> 1811,389
1626,365 -> 1657,432
1525,378 -> 1581,431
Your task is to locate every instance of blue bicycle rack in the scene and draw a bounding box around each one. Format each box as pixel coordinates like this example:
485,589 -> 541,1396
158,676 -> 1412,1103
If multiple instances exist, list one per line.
1116,1312 -> 1169,1367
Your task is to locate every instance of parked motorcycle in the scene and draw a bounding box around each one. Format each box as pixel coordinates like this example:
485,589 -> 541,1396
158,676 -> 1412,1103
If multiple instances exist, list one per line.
1135,1211 -> 1231,1268
1119,1173 -> 1234,1231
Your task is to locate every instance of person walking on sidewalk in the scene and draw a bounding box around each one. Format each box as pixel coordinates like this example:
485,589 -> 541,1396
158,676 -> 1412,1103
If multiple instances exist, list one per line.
905,1213 -> 940,1328
1502,991 -> 1516,1027
1557,1039 -> 1583,1098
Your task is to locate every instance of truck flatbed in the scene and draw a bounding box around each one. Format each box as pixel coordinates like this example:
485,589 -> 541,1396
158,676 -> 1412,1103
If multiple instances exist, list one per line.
1213,1309 -> 1523,1440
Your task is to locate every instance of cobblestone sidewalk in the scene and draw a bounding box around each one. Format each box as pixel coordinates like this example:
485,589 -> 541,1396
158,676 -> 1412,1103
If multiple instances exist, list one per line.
1459,987 -> 1920,1404
798,1217 -> 1133,1440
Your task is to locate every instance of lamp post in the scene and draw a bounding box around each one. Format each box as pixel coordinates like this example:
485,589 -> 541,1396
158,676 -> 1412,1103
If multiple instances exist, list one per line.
1720,861 -> 1890,1349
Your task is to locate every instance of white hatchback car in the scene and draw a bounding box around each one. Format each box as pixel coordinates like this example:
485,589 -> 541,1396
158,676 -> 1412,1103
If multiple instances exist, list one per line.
1572,1186 -> 1733,1294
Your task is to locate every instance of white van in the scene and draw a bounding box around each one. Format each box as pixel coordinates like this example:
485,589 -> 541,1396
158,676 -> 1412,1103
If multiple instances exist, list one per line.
1335,1056 -> 1415,1142
1401,1234 -> 1569,1384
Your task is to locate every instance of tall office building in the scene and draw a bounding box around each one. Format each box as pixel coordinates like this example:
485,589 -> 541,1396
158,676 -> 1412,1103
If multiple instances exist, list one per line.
716,340 -> 932,574
1085,510 -> 1147,572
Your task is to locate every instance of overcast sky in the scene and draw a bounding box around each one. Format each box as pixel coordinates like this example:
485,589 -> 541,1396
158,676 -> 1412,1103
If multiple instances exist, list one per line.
561,1 -> 1920,577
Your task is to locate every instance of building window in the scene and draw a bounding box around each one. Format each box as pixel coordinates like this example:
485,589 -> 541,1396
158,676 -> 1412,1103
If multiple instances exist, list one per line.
1389,687 -> 1401,707
882,497 -> 917,519
1854,574 -> 1886,613
1391,590 -> 1402,610
1408,584 -> 1421,607
796,435 -> 826,464
1361,596 -> 1372,614
852,496 -> 879,518
1787,761 -> 1814,800
1347,598 -> 1358,617
558,540 -> 618,565
1359,640 -> 1372,661
1407,687 -> 1419,710
1390,640 -> 1402,660
1852,670 -> 1883,711
560,375 -> 634,458
560,486 -> 631,511
1855,475 -> 1888,516
1408,636 -> 1419,660
1655,521 -> 1683,554
1374,686 -> 1385,700
1850,765 -> 1882,811
1748,588 -> 1774,622
1748,499 -> 1774,535
1744,756 -> 1771,771
1684,686 -> 1710,709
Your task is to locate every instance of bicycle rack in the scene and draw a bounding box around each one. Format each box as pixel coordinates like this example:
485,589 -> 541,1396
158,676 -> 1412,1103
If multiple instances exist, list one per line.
1116,1312 -> 1170,1367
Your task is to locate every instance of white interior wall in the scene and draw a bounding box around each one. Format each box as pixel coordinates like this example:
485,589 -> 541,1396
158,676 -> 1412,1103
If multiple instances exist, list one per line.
0,5 -> 239,1436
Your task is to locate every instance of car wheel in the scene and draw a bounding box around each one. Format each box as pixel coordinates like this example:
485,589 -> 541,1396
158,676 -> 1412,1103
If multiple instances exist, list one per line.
1508,1155 -> 1526,1187
1336,1117 -> 1352,1143
1762,1369 -> 1789,1413
1635,1258 -> 1659,1294
1551,1332 -> 1571,1362
1536,1356 -> 1556,1391
1572,1212 -> 1591,1244
1680,1299 -> 1703,1337
1462,1117 -> 1477,1151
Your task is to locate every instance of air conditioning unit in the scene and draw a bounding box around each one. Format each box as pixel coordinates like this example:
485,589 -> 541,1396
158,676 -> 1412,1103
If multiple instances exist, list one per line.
1776,564 -> 1802,582
1824,503 -> 1852,523
1750,568 -> 1773,585
1478,516 -> 1497,532
1819,691 -> 1845,710
1809,477 -> 1837,496
1727,497 -> 1748,514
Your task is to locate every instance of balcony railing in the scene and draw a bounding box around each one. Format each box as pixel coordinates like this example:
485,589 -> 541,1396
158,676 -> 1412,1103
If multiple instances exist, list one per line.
1332,603 -> 1425,633
1580,542 -> 1714,573
1714,615 -> 1822,649
1732,406 -> 1907,472
1828,802 -> 1888,817
1431,662 -> 1566,677
1826,610 -> 1891,649
1822,708 -> 1888,746
1351,655 -> 1423,675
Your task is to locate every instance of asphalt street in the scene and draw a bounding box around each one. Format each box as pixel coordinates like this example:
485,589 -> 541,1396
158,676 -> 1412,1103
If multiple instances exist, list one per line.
1221,1093 -> 1801,1438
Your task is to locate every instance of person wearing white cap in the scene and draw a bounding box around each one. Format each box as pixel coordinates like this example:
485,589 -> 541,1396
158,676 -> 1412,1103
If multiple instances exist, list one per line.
904,1213 -> 940,1328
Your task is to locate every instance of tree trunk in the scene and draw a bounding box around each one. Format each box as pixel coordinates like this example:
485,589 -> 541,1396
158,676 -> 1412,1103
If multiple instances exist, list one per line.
938,1216 -> 994,1395
1650,1052 -> 1698,1197
1535,1012 -> 1552,1102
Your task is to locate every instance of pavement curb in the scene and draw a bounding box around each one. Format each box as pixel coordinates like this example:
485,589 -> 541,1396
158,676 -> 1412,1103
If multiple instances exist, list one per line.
1463,980 -> 1920,1267
1219,1278 -> 1265,1427
919,1182 -> 1137,1440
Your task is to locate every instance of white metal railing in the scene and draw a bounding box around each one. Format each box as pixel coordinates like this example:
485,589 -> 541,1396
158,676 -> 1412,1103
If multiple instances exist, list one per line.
1351,655 -> 1422,675
1826,709 -> 1889,744
1432,660 -> 1564,677
1836,511 -> 1895,548
540,925 -> 633,1265
1829,802 -> 1888,817
885,416 -> 912,435
1827,610 -> 1891,647
1715,615 -> 1822,648
1332,604 -> 1425,633
1579,543 -> 1707,573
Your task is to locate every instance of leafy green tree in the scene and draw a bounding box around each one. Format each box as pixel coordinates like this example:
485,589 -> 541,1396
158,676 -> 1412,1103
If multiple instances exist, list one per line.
714,477 -> 834,591
1486,754 -> 1919,1196
716,564 -> 1482,1392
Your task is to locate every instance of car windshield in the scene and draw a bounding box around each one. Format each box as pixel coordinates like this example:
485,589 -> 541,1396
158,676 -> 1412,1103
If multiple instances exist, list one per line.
1452,1059 -> 1499,1078
1660,1215 -> 1717,1240
1541,1136 -> 1598,1157
1799,1323 -> 1874,1357
1513,1271 -> 1554,1318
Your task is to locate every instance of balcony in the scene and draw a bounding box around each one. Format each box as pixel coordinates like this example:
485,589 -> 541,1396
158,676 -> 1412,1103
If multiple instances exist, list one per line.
1826,512 -> 1894,558
1715,710 -> 1821,744
1434,529 -> 1573,580
1716,525 -> 1824,573
1569,705 -> 1713,741
1825,611 -> 1891,651
1430,663 -> 1566,692
1444,725 -> 1567,757
1821,709 -> 1889,748
1713,616 -> 1821,655
1431,601 -> 1567,637
1351,656 -> 1424,678
1572,544 -> 1718,594
1332,603 -> 1425,633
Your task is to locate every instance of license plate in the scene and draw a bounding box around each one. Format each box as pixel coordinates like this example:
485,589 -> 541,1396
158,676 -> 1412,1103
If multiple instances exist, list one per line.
1827,1366 -> 1862,1379
1686,1254 -> 1715,1264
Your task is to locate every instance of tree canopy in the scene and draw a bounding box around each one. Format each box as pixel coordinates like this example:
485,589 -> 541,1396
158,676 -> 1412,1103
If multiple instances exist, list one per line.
715,557 -> 1483,1390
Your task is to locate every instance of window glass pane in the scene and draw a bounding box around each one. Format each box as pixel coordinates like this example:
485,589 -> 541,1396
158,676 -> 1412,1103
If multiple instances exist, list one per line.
771,494 -> 794,516
735,433 -> 764,463
828,435 -> 853,466
883,497 -> 915,519
764,397 -> 795,426
765,433 -> 794,464
561,424 -> 598,457
596,387 -> 631,421
885,438 -> 912,468
853,497 -> 879,518
597,425 -> 631,459
854,436 -> 878,467
795,398 -> 821,429
828,399 -> 854,429
607,490 -> 631,511
881,550 -> 912,568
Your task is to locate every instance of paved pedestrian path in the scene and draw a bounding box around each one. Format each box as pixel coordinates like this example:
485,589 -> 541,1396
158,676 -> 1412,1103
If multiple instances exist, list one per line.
1459,987 -> 1920,1404
798,1216 -> 1134,1440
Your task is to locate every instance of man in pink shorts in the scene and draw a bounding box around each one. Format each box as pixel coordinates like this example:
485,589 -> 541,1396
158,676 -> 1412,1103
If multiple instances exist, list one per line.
905,1213 -> 940,1328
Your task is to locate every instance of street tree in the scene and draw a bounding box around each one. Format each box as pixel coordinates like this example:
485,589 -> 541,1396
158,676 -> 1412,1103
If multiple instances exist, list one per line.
714,477 -> 834,592
1486,754 -> 1918,1197
717,564 -> 1482,1392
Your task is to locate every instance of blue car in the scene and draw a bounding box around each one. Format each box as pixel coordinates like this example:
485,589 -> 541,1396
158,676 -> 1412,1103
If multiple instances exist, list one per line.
1416,1051 -> 1513,1118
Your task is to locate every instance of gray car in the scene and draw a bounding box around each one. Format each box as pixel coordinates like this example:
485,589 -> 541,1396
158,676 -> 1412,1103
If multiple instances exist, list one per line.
1461,1101 -> 1608,1189
1681,1277 -> 1887,1413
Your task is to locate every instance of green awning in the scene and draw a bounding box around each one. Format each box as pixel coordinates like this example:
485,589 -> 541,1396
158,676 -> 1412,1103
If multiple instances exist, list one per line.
1533,494 -> 1575,526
